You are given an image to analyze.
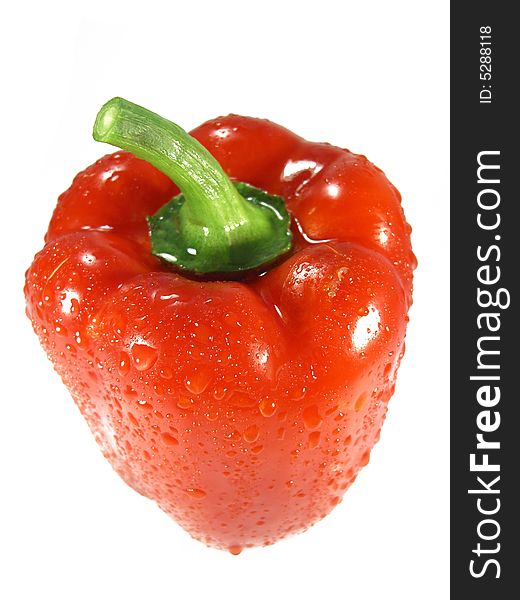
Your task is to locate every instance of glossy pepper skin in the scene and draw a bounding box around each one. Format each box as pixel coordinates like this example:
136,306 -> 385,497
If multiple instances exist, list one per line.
25,114 -> 415,553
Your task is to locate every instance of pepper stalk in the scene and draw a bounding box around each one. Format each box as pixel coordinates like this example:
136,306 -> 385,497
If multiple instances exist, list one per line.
93,97 -> 292,274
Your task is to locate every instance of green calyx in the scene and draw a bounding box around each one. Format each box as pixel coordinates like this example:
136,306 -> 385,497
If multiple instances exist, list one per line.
93,97 -> 292,274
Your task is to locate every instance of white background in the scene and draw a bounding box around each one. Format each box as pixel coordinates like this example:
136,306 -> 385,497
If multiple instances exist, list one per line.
1,2 -> 449,598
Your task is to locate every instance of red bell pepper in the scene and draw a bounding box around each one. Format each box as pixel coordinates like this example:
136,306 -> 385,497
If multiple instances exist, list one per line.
25,98 -> 415,553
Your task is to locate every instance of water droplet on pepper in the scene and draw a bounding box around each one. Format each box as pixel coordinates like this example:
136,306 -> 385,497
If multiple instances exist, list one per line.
132,343 -> 158,371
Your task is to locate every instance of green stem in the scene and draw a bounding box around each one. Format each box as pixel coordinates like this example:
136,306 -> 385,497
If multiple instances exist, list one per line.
93,98 -> 292,274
